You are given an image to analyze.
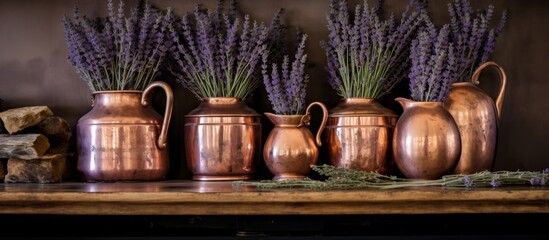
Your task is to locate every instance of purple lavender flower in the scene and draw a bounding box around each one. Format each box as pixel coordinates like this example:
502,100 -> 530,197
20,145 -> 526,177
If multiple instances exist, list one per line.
447,0 -> 508,82
408,24 -> 458,102
463,176 -> 473,188
262,34 -> 309,115
543,168 -> 549,174
62,0 -> 173,91
490,177 -> 501,187
530,177 -> 542,186
169,0 -> 285,99
322,0 -> 428,99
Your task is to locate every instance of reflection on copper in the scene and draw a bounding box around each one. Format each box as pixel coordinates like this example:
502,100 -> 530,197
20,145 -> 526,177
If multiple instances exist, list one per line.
444,61 -> 506,174
263,102 -> 328,180
76,81 -> 173,182
393,98 -> 461,180
185,98 -> 261,181
324,98 -> 397,174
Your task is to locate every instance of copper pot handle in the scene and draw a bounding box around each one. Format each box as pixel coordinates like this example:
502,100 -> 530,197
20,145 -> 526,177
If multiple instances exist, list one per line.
471,61 -> 507,119
299,102 -> 328,147
141,81 -> 174,150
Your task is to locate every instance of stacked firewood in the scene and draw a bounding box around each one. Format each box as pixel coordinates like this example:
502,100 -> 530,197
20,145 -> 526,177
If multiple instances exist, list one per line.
0,105 -> 72,183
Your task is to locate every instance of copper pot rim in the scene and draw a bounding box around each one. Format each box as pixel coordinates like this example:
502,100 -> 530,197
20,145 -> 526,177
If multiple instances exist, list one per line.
185,97 -> 261,117
92,90 -> 144,95
328,97 -> 398,118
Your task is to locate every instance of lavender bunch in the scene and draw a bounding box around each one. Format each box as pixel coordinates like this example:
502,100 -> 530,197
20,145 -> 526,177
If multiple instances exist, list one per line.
62,0 -> 174,92
170,0 -> 285,100
409,24 -> 458,102
262,33 -> 309,115
321,0 -> 428,99
447,0 -> 507,82
235,165 -> 549,190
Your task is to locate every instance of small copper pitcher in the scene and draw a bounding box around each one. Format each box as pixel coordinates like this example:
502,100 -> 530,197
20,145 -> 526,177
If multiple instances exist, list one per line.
263,102 -> 328,180
444,61 -> 507,174
76,81 -> 173,182
393,98 -> 461,180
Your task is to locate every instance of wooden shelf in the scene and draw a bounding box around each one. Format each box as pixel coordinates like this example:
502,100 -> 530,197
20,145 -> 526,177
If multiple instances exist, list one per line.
1,181 -> 548,215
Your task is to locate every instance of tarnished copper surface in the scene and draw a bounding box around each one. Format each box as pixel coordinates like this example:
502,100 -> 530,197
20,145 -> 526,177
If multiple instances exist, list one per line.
444,61 -> 507,174
184,98 -> 261,181
76,81 -> 174,182
263,102 -> 328,180
393,98 -> 461,180
324,98 -> 397,174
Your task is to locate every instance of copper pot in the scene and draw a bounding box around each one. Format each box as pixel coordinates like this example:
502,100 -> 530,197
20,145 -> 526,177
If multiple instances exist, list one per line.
444,61 -> 507,174
324,98 -> 397,174
184,97 -> 261,181
263,102 -> 328,180
393,98 -> 461,180
76,81 -> 173,182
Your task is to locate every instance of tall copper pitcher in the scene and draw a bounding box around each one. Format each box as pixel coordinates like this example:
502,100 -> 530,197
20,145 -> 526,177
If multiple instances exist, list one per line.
263,102 -> 328,180
76,81 -> 173,182
444,61 -> 507,174
184,97 -> 261,181
393,98 -> 461,180
324,98 -> 397,174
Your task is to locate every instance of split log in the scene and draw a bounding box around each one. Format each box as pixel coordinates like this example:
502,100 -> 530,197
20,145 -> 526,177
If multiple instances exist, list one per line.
4,154 -> 67,183
0,134 -> 50,160
0,106 -> 53,134
0,159 -> 5,180
36,116 -> 71,141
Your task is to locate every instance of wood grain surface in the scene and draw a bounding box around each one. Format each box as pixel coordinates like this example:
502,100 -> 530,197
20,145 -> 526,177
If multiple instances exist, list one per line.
1,181 -> 547,215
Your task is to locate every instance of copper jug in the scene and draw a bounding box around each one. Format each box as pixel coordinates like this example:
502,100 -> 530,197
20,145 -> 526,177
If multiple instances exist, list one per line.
263,102 -> 328,180
76,81 -> 173,182
184,97 -> 261,181
444,61 -> 507,174
393,98 -> 461,180
324,98 -> 398,174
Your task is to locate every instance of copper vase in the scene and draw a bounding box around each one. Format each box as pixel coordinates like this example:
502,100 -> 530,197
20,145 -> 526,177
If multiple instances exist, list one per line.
76,81 -> 173,182
324,98 -> 398,174
393,98 -> 461,180
184,97 -> 261,181
263,102 -> 328,180
444,61 -> 507,174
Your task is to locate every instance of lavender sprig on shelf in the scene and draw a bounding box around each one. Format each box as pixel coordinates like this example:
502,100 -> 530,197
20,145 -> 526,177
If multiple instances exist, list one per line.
169,0 -> 285,100
321,0 -> 428,99
262,33 -> 308,115
62,0 -> 173,92
447,0 -> 508,82
408,24 -> 458,102
233,165 -> 549,190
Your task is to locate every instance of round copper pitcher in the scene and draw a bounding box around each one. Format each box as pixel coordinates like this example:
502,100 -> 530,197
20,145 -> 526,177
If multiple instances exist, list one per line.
76,81 -> 173,182
393,98 -> 461,180
184,97 -> 261,181
444,61 -> 507,174
263,102 -> 328,180
324,98 -> 397,174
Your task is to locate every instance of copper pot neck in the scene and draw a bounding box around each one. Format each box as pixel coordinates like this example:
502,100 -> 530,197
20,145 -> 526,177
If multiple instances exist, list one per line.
396,98 -> 444,110
92,91 -> 143,107
264,112 -> 304,127
201,97 -> 244,105
339,98 -> 376,105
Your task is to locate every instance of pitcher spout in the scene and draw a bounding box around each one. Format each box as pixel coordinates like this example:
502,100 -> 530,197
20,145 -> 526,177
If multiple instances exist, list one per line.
395,97 -> 413,110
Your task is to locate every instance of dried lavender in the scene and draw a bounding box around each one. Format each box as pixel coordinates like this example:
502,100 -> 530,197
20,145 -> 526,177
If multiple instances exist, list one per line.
408,24 -> 458,102
447,0 -> 508,82
234,165 -> 549,190
262,33 -> 308,115
321,0 -> 428,99
62,0 -> 174,92
169,0 -> 285,100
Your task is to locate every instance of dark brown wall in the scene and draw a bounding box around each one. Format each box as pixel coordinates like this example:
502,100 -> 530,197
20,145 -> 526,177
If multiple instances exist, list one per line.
1,0 -> 547,179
